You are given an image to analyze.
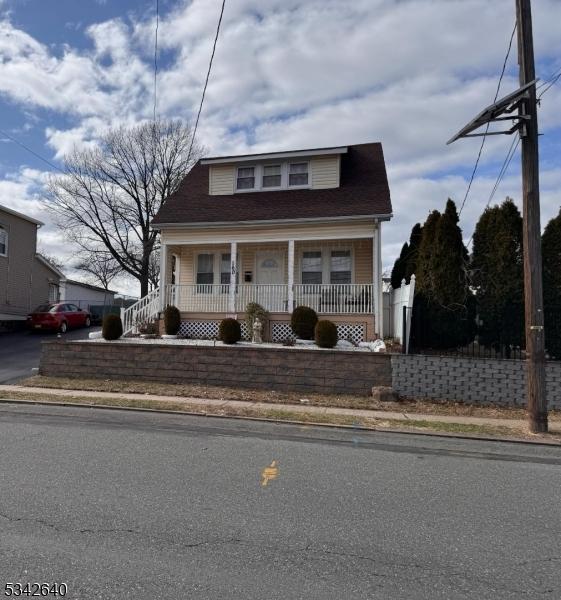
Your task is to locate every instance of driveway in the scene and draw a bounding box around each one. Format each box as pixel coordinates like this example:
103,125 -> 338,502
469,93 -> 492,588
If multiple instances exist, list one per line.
0,404 -> 560,600
0,326 -> 100,384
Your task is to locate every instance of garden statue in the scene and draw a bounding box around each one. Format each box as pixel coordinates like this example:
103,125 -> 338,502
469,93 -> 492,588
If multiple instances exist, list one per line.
252,317 -> 263,344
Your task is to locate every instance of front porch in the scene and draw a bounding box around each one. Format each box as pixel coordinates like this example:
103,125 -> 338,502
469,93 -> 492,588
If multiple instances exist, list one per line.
123,224 -> 385,342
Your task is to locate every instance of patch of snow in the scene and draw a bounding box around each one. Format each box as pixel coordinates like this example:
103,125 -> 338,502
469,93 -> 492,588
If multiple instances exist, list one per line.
359,339 -> 387,352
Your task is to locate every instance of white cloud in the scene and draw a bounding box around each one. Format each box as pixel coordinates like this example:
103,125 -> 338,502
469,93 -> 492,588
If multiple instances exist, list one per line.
1,0 -> 561,295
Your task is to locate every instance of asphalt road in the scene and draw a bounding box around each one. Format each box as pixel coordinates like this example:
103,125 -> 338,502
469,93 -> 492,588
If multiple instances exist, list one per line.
0,327 -> 99,383
0,404 -> 560,599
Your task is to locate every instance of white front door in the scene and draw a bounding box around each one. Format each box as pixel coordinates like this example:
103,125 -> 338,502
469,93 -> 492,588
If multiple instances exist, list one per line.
256,251 -> 284,285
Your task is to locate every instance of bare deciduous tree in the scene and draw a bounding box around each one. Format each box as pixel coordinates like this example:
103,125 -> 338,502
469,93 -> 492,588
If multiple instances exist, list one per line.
47,119 -> 205,296
74,248 -> 123,290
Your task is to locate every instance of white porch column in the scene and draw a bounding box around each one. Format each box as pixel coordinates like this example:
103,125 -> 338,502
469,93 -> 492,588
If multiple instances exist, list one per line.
287,239 -> 295,313
159,243 -> 167,310
229,241 -> 237,314
373,222 -> 383,337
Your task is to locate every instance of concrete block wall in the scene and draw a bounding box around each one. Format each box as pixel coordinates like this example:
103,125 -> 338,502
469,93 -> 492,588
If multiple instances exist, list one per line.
391,354 -> 561,409
40,341 -> 392,396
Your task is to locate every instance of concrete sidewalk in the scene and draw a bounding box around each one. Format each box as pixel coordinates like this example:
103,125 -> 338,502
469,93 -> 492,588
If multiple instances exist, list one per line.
2,384 -> 560,435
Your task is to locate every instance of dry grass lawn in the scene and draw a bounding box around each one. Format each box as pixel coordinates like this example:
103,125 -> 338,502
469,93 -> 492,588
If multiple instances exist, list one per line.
18,374 -> 561,423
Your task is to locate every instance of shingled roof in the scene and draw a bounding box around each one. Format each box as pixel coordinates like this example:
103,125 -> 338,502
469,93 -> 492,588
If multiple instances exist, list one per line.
151,142 -> 392,227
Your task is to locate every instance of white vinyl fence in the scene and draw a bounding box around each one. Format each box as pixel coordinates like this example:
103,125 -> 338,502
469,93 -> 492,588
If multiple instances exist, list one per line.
385,275 -> 416,350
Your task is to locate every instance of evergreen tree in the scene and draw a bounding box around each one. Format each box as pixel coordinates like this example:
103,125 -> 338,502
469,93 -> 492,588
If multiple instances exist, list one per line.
415,210 -> 441,296
390,242 -> 409,289
403,223 -> 422,283
542,209 -> 561,358
471,197 -> 524,350
410,200 -> 475,350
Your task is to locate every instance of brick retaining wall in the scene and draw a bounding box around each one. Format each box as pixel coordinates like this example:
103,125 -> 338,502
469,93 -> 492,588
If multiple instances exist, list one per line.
391,354 -> 561,409
39,341 -> 392,396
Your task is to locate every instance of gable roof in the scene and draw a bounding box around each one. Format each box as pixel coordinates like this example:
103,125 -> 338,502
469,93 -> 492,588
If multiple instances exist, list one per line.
152,142 -> 392,227
64,279 -> 118,295
0,204 -> 44,226
35,254 -> 65,279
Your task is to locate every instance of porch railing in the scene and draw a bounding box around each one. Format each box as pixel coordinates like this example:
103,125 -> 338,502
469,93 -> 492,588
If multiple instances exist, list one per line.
162,283 -> 373,315
122,287 -> 160,335
294,283 -> 373,314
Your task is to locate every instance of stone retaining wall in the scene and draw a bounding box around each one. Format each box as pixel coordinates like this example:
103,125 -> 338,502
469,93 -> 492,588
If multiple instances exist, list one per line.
391,354 -> 561,409
39,341 -> 392,396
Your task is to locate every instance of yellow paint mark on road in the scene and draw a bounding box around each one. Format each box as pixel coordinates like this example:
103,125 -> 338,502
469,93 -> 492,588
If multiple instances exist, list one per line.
261,460 -> 279,487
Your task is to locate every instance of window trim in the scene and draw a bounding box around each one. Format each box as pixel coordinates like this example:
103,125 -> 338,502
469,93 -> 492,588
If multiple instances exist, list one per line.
299,246 -> 354,285
236,165 -> 257,191
261,163 -> 283,190
0,225 -> 8,257
194,251 -> 239,288
233,161 -> 311,193
288,161 -> 310,188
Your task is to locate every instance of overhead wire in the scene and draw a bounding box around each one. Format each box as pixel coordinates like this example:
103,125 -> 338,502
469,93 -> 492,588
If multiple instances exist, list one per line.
153,0 -> 159,122
185,0 -> 226,165
0,128 -> 63,173
458,21 -> 518,217
465,55 -> 561,247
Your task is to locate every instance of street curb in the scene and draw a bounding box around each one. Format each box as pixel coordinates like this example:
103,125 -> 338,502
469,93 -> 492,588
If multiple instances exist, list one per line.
1,397 -> 559,447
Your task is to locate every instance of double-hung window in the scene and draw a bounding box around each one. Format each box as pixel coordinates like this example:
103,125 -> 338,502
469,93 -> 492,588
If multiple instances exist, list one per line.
301,251 -> 322,285
330,250 -> 352,284
236,166 -> 255,190
196,254 -> 214,287
0,226 -> 7,256
288,162 -> 308,186
262,164 -> 281,188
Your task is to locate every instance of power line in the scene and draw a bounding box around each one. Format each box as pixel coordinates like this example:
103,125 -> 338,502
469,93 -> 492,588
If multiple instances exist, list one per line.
458,21 -> 517,217
466,135 -> 520,248
186,0 -> 226,164
0,128 -> 63,173
153,0 -> 159,122
537,68 -> 561,99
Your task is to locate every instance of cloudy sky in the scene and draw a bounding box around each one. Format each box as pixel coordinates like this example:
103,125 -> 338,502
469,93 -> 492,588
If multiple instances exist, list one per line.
0,0 -> 560,296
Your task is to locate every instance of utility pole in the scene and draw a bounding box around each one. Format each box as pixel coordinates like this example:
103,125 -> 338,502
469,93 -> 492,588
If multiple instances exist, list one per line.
516,0 -> 548,433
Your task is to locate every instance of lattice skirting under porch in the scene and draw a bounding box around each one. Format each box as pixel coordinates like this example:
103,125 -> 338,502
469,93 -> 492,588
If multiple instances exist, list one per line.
178,320 -> 366,345
270,322 -> 365,344
178,320 -> 250,340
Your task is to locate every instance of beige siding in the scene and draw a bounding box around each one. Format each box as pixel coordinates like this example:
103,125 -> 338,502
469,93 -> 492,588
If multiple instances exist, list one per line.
209,165 -> 235,195
161,220 -> 376,245
173,239 -> 373,286
310,156 -> 340,189
0,209 -> 38,317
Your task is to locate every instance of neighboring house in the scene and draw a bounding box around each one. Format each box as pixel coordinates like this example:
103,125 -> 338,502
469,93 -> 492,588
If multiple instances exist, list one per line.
0,204 -> 64,328
129,142 -> 393,342
60,280 -> 117,309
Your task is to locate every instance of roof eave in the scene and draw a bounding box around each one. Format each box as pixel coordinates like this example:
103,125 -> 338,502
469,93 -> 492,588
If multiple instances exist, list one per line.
152,213 -> 393,230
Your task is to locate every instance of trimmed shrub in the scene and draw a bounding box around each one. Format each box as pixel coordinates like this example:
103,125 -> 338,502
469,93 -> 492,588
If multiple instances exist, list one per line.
164,305 -> 181,335
219,318 -> 241,344
290,305 -> 318,340
245,302 -> 270,341
102,314 -> 123,340
315,319 -> 338,348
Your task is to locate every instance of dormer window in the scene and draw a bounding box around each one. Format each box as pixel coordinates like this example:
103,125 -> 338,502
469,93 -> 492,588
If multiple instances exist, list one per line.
289,162 -> 309,186
262,164 -> 281,188
236,166 -> 255,190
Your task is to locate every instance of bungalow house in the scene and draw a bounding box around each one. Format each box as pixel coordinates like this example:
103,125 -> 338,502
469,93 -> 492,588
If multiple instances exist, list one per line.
128,142 -> 393,342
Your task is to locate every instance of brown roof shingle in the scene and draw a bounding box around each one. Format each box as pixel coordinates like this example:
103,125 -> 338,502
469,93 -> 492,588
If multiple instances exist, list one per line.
151,142 -> 392,226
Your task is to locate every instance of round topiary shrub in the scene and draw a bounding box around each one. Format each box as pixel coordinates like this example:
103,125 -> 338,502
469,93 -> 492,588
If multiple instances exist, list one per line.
164,305 -> 181,335
102,314 -> 123,340
290,305 -> 318,340
219,318 -> 241,344
315,319 -> 338,348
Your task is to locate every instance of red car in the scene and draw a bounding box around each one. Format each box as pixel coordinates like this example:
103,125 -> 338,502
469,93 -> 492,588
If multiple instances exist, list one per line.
27,303 -> 92,333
